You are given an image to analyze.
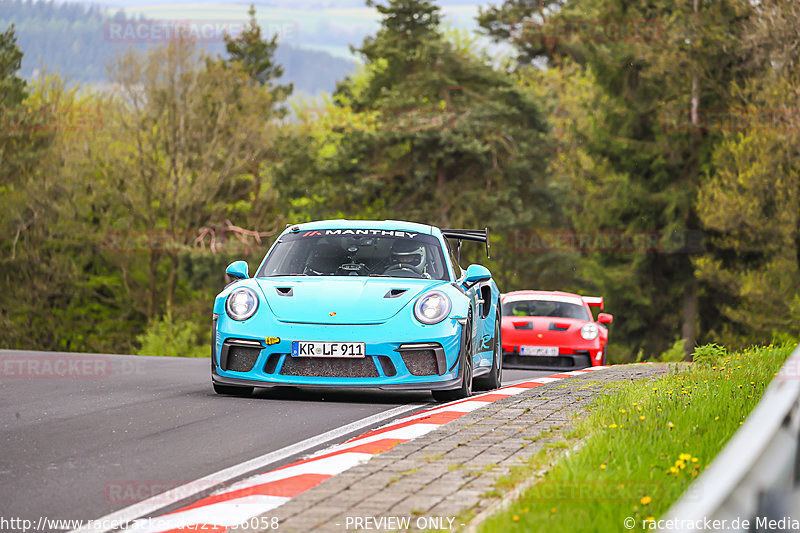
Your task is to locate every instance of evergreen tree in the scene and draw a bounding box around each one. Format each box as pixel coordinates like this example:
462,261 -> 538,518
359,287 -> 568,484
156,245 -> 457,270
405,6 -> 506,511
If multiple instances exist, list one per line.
224,4 -> 293,103
0,24 -> 26,108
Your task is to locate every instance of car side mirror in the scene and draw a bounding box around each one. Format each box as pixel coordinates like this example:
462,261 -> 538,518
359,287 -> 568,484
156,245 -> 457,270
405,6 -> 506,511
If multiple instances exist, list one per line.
597,313 -> 613,324
463,264 -> 491,288
226,260 -> 249,281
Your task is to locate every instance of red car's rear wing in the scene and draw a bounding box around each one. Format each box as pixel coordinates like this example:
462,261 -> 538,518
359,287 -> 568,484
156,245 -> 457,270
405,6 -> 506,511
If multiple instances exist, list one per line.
583,296 -> 604,310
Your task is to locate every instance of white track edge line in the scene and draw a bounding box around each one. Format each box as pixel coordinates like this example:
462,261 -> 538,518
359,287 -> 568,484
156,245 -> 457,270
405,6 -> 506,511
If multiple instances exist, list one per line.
68,402 -> 427,533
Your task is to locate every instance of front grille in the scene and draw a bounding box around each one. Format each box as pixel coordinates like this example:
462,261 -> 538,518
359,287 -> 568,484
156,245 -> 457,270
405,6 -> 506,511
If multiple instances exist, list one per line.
227,346 -> 261,372
264,354 -> 281,374
376,356 -> 396,377
399,349 -> 439,376
280,356 -> 380,378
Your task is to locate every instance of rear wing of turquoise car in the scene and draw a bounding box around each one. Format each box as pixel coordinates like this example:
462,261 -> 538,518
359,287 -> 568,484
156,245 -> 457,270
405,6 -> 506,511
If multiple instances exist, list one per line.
441,228 -> 490,260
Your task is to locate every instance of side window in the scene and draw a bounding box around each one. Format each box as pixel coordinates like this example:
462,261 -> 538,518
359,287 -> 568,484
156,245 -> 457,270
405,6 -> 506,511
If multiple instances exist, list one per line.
444,239 -> 462,279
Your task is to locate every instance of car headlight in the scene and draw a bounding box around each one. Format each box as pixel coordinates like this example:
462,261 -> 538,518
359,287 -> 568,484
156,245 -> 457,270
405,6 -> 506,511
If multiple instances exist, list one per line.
581,323 -> 599,340
226,287 -> 259,321
414,291 -> 452,325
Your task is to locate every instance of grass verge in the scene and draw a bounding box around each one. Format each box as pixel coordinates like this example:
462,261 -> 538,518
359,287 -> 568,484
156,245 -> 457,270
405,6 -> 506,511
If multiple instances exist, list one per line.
477,342 -> 796,533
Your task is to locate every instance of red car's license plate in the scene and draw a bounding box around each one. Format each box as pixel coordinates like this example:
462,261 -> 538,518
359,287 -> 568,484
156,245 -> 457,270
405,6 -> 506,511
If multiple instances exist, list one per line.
519,346 -> 559,356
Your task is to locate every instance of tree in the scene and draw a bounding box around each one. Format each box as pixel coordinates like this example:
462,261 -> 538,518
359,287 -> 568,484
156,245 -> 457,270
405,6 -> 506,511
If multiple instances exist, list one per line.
102,36 -> 276,318
277,0 -> 560,291
694,0 -> 800,346
0,24 -> 26,108
224,4 -> 292,103
479,0 -> 755,358
0,23 -> 40,188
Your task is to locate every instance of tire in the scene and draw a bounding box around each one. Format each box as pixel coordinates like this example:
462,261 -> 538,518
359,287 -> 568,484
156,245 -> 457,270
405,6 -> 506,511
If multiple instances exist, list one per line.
213,383 -> 254,396
432,316 -> 474,402
475,311 -> 502,391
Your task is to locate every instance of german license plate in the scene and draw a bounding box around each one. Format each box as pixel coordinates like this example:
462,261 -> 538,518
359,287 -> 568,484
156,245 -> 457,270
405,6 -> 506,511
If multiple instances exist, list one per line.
519,346 -> 559,356
291,341 -> 365,358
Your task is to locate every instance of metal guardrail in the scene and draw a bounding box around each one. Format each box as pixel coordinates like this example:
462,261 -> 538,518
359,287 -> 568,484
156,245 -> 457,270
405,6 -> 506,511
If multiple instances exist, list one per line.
662,344 -> 800,532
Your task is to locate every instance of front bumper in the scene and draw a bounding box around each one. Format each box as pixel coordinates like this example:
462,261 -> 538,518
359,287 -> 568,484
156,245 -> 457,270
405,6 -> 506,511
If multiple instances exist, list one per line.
502,351 -> 592,370
212,314 -> 466,391
502,342 -> 604,370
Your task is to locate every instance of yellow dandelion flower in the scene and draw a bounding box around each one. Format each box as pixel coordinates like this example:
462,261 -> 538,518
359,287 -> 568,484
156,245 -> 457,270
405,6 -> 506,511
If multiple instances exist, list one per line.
691,457 -> 698,463
600,464 -> 607,470
620,409 -> 627,413
513,515 -> 519,522
640,496 -> 652,505
640,416 -> 645,420
609,424 -> 618,428
679,453 -> 691,461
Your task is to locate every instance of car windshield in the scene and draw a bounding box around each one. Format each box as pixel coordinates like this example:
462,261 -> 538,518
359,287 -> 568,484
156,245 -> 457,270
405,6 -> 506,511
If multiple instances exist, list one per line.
502,299 -> 590,321
257,229 -> 449,280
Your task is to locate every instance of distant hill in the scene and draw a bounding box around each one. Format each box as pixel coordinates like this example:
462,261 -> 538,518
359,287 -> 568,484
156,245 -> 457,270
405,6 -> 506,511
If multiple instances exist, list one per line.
0,0 -> 356,94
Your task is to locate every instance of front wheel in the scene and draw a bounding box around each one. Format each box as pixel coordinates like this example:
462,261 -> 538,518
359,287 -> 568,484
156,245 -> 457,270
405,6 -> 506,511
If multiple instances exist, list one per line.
475,312 -> 502,391
432,317 -> 473,402
213,383 -> 254,396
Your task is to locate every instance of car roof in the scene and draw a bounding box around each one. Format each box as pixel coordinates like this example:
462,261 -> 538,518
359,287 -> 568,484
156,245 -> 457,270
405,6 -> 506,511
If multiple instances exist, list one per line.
502,290 -> 588,306
285,219 -> 436,235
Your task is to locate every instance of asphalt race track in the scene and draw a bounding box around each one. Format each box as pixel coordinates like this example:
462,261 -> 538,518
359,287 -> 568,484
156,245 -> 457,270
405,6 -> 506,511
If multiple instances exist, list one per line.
0,350 -> 551,530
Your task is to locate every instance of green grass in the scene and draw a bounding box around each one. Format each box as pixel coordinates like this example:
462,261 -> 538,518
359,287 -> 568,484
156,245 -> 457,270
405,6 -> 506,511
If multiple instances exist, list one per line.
478,342 -> 796,533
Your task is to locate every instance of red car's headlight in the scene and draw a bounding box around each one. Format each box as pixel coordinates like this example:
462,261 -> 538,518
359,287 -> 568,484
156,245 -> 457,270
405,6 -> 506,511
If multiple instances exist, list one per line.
580,323 -> 599,340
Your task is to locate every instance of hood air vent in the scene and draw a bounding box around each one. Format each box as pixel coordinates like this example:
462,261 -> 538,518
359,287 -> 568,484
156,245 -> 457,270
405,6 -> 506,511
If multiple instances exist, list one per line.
384,288 -> 409,299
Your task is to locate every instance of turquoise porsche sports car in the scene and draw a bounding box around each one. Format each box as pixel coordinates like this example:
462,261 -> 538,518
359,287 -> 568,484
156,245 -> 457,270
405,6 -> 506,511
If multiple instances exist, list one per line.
211,219 -> 502,401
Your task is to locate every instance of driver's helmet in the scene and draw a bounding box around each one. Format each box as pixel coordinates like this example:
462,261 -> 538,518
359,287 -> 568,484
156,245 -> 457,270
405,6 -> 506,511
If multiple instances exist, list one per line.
390,239 -> 426,273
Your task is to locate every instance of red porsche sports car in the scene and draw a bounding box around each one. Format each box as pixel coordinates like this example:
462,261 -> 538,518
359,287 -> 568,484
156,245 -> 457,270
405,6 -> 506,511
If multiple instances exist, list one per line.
501,290 -> 613,370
